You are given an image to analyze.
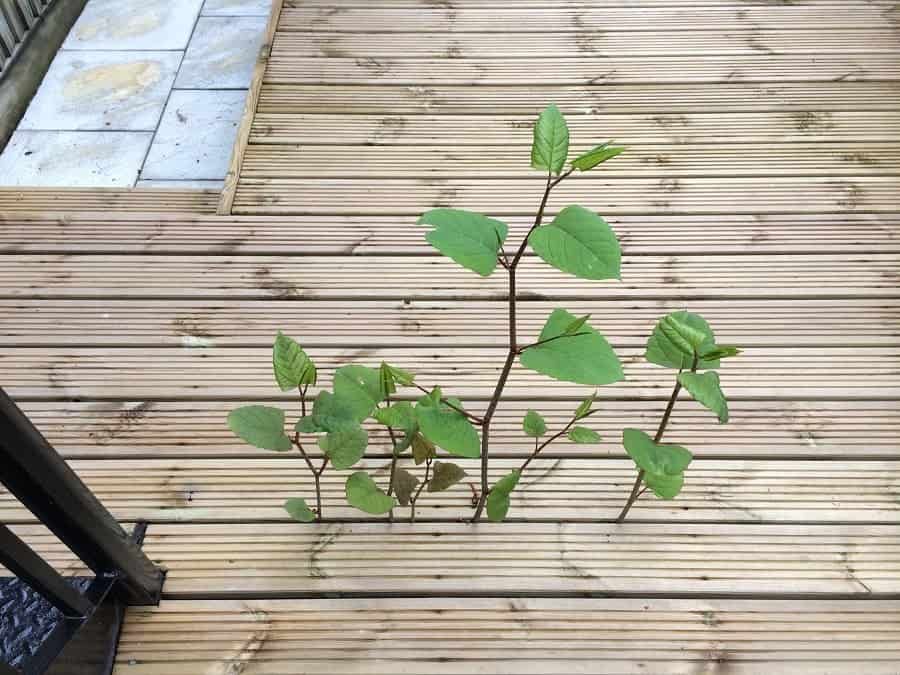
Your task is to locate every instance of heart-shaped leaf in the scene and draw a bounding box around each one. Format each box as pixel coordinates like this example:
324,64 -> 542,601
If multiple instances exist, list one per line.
520,308 -> 623,385
318,426 -> 368,470
528,205 -> 621,280
228,405 -> 292,451
392,468 -> 419,506
571,142 -> 626,171
427,461 -> 467,492
345,472 -> 395,514
284,497 -> 315,522
487,470 -> 521,522
523,410 -> 547,438
643,472 -> 684,500
645,311 -> 718,370
415,395 -> 481,458
418,208 -> 509,277
567,426 -> 601,444
310,390 -> 358,433
678,371 -> 729,423
622,428 -> 692,476
531,104 -> 569,175
273,331 -> 316,391
411,433 -> 437,464
333,365 -> 384,422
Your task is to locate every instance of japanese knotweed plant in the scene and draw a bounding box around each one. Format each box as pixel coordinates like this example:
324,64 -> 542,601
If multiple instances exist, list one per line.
227,104 -> 740,524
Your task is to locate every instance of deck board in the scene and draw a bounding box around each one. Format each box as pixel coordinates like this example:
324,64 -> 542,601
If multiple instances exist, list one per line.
1,0 -> 898,671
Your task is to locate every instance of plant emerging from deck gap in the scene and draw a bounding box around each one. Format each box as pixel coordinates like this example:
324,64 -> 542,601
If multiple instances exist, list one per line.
227,104 -> 741,524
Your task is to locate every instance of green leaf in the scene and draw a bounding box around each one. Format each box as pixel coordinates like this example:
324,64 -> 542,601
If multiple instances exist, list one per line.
522,409 -> 547,438
411,433 -> 437,464
700,345 -> 742,361
345,472 -> 395,514
643,472 -> 684,500
520,308 -> 623,385
563,313 -> 591,336
622,428 -> 692,476
678,371 -> 729,423
379,361 -> 415,397
392,468 -> 419,506
376,402 -> 418,454
333,365 -> 384,422
228,406 -> 292,451
427,461 -> 467,492
571,143 -> 626,171
273,332 -> 317,391
310,390 -> 358,433
284,497 -> 315,523
374,401 -> 417,434
645,311 -> 719,370
418,208 -> 509,277
528,205 -> 621,280
318,426 -> 368,470
574,391 -> 597,420
531,104 -> 569,175
415,395 -> 481,458
486,470 -> 521,522
295,416 -> 323,434
567,426 -> 601,444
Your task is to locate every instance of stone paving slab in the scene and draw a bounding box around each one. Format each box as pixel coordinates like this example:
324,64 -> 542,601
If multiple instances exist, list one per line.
0,131 -> 153,187
139,90 -> 245,181
202,0 -> 273,16
19,51 -> 181,131
175,16 -> 267,89
63,0 -> 204,51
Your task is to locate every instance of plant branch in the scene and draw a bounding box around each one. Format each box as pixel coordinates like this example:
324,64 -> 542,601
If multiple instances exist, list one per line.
519,414 -> 580,473
409,457 -> 432,523
516,331 -> 591,354
616,354 -> 698,523
473,168 -> 572,521
293,432 -> 324,521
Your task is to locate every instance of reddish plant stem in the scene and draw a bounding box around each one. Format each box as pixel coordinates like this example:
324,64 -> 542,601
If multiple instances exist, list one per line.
472,170 -> 560,521
616,355 -> 697,523
409,457 -> 432,523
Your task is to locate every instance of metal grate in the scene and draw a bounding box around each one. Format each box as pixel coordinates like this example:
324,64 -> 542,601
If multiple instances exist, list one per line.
0,0 -> 55,73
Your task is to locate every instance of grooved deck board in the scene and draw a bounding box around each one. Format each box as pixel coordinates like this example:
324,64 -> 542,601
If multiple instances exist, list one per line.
3,213 -> 897,254
4,299 -> 896,347
263,55 -> 900,85
4,346 -> 899,399
144,522 -> 899,595
0,188 -> 219,213
115,598 -> 900,675
278,6 -> 899,32
257,83 -> 900,114
1,0 -> 896,670
248,111 -> 900,145
4,254 -> 898,299
18,399 -> 899,460
272,30 -> 900,57
3,458 -> 899,523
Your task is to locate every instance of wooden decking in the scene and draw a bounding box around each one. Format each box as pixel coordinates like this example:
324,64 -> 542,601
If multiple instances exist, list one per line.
2,0 -> 900,672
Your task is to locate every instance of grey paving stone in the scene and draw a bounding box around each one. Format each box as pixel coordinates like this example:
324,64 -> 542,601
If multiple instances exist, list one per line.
140,90 -> 246,181
0,131 -> 153,187
203,0 -> 274,16
175,16 -> 267,89
19,51 -> 181,131
64,0 -> 204,50
136,179 -> 224,189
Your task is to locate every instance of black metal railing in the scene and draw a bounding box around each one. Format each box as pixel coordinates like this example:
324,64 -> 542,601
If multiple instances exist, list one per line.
0,0 -> 56,72
0,388 -> 165,674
